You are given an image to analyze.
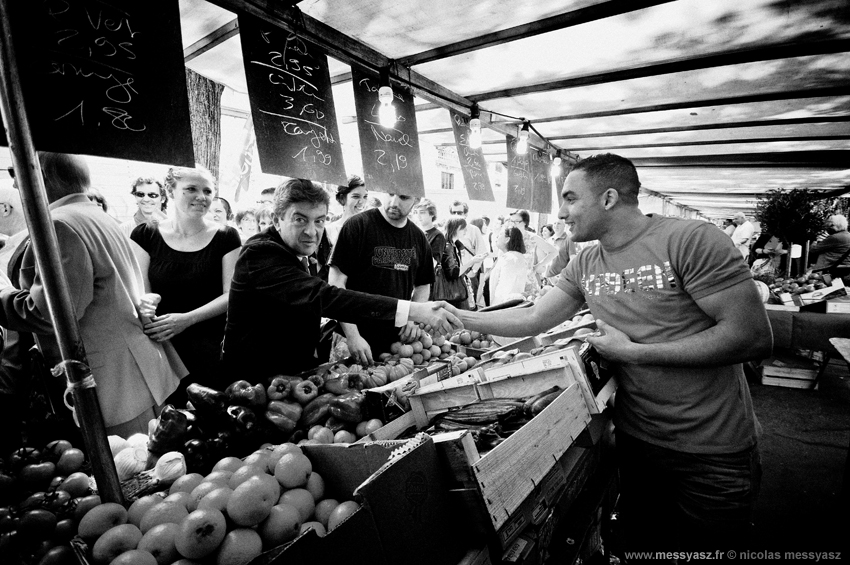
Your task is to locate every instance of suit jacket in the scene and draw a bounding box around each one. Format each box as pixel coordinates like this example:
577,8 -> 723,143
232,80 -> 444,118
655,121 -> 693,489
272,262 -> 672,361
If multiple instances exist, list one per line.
222,226 -> 398,380
0,194 -> 186,427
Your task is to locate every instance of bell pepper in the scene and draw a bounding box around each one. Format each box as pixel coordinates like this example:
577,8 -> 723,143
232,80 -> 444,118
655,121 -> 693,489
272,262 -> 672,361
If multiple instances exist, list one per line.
292,380 -> 319,405
225,380 -> 267,407
266,376 -> 292,401
186,383 -> 229,419
323,374 -> 352,395
329,391 -> 365,423
301,393 -> 335,428
265,400 -> 302,433
324,416 -> 347,433
226,405 -> 257,434
308,373 -> 325,389
148,405 -> 196,455
183,439 -> 209,473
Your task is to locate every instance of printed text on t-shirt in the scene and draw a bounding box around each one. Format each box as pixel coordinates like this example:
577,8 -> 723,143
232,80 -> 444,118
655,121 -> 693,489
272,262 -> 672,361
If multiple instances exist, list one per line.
372,246 -> 414,271
582,261 -> 678,297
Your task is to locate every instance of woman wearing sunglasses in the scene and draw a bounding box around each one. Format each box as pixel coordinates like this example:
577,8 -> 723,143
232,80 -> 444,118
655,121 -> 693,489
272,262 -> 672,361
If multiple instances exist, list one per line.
120,177 -> 168,237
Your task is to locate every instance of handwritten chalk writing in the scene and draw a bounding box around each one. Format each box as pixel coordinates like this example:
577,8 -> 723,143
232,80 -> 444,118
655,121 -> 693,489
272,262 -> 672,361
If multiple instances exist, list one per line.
368,122 -> 414,147
55,100 -> 85,125
374,150 -> 408,173
102,107 -> 145,131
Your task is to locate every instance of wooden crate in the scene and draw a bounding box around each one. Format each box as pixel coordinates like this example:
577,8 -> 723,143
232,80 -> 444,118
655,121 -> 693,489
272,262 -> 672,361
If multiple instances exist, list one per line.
480,336 -> 541,361
537,321 -> 596,346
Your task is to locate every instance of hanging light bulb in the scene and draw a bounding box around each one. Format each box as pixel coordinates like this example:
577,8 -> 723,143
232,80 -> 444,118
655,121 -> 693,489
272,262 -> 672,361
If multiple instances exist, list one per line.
550,150 -> 562,178
516,121 -> 529,155
377,68 -> 396,128
468,104 -> 482,149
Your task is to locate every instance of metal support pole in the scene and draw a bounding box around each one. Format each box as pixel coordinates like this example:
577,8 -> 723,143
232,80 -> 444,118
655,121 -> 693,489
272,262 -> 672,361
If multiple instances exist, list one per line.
0,0 -> 123,504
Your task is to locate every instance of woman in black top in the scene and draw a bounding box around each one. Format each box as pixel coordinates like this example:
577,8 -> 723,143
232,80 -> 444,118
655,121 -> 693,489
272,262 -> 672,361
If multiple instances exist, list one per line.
131,166 -> 241,394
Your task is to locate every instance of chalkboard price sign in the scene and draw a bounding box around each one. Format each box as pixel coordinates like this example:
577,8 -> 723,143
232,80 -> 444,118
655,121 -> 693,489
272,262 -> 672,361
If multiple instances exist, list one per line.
530,149 -> 553,214
1,0 -> 195,167
238,15 -> 347,185
351,66 -> 424,198
449,110 -> 495,202
506,135 -> 533,210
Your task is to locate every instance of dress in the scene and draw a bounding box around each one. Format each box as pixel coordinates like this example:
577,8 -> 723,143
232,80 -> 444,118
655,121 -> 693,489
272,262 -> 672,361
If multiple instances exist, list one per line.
131,223 -> 240,386
489,251 -> 527,305
0,195 -> 186,432
222,226 -> 399,379
329,208 -> 434,353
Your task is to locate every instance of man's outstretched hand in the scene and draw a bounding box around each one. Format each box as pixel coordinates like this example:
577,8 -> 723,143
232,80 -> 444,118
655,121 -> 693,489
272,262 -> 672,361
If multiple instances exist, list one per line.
409,301 -> 463,336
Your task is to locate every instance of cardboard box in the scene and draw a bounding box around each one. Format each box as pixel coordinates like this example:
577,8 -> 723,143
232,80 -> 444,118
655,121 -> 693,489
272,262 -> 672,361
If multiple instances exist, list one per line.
780,278 -> 846,310
252,435 -> 464,565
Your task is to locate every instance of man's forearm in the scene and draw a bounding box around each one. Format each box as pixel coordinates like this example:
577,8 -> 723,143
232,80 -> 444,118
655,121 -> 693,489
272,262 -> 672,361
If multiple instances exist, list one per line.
622,322 -> 772,367
340,321 -> 361,340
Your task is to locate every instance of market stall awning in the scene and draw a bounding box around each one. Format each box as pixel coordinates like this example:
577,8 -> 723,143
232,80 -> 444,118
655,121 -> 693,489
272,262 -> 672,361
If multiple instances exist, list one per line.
182,0 -> 849,217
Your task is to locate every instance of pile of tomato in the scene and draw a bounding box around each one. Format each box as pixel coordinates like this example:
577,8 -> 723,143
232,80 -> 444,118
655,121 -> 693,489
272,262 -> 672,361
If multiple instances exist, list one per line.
0,439 -> 96,565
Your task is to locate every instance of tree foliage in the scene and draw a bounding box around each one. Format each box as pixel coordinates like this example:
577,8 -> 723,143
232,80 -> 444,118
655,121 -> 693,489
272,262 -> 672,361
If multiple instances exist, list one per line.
755,188 -> 832,245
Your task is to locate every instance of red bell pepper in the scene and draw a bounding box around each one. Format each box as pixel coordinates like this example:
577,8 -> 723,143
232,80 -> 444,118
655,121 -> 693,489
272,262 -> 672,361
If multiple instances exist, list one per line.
265,400 -> 302,433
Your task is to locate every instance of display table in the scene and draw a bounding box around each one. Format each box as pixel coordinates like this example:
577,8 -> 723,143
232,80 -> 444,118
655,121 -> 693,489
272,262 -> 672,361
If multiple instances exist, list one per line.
766,310 -> 850,352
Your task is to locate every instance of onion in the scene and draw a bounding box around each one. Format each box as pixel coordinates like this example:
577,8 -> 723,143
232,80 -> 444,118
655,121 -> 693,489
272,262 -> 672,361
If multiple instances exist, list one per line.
114,446 -> 148,480
107,435 -> 130,457
153,452 -> 186,482
127,433 -> 149,449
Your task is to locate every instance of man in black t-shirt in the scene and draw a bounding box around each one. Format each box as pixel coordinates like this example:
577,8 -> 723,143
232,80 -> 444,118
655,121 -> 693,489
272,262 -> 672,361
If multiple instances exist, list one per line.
329,193 -> 435,364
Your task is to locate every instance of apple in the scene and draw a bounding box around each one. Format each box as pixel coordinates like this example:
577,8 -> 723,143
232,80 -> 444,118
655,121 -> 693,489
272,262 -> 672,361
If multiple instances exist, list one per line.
174,508 -> 227,560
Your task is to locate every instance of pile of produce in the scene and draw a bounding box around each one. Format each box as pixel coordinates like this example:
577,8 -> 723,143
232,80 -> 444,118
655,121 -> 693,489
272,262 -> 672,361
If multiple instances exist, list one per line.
379,332 -> 453,366
0,439 -> 94,565
447,330 -> 494,350
766,273 -> 827,298
75,443 -> 361,565
428,386 -> 566,453
145,373 -> 393,476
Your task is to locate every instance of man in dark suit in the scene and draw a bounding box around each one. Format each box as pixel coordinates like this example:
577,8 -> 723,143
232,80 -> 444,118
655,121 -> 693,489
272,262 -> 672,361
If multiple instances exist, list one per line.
221,179 -> 461,380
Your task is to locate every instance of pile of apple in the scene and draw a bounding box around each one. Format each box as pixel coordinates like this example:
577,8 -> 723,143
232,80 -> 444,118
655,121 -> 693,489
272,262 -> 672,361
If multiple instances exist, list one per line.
769,273 -> 827,296
448,330 -> 494,350
379,332 -> 453,366
76,443 -> 358,565
0,439 -> 94,565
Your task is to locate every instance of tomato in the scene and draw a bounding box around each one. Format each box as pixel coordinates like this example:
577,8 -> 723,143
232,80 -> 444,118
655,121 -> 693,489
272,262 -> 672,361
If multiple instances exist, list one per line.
44,491 -> 71,512
19,509 -> 57,540
47,476 -> 66,493
32,538 -> 57,561
9,448 -> 40,473
52,519 -> 76,543
19,463 -> 56,487
55,450 -> 84,476
38,545 -> 76,565
20,492 -> 48,511
58,473 -> 89,498
42,440 -> 72,463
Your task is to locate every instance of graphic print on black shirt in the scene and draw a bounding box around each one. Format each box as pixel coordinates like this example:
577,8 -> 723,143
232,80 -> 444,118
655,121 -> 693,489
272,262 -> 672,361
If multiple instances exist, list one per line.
372,246 -> 415,271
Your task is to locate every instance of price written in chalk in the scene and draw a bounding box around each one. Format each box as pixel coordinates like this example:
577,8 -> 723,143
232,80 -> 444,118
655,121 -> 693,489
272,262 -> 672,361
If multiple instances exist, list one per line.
351,66 -> 425,197
506,134 -> 533,209
1,0 -> 196,166
239,15 -> 347,184
449,110 -> 494,201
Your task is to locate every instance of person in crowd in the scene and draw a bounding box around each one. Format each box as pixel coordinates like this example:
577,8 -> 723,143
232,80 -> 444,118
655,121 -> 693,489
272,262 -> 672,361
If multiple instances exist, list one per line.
325,175 -> 367,246
257,187 -> 275,207
488,226 -> 528,305
0,184 -> 31,452
416,199 -> 445,267
235,207 -> 259,242
544,217 -> 575,283
329,192 -> 434,365
731,212 -> 755,259
481,215 -> 491,236
120,178 -> 168,236
367,195 -> 382,209
488,216 -> 505,252
221,180 -> 461,378
257,205 -> 274,233
86,187 -> 111,216
750,234 -> 787,277
446,153 -> 771,553
443,217 -> 487,309
723,218 -> 736,237
0,153 -> 187,437
207,196 -> 233,228
469,217 -> 486,239
540,224 -> 554,241
449,200 -> 488,300
508,209 -> 557,294
130,165 -> 241,396
809,214 -> 850,272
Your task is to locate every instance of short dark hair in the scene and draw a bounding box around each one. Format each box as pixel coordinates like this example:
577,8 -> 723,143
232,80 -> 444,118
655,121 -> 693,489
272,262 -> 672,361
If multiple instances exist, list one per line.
235,207 -> 257,225
571,153 -> 640,205
481,215 -> 490,226
274,179 -> 329,219
469,217 -> 484,232
416,199 -> 437,221
39,152 -> 90,200
504,226 -> 526,254
450,200 -> 469,214
87,187 -> 108,212
335,175 -> 366,206
510,209 -> 530,228
213,196 -> 233,221
444,217 -> 467,242
131,177 -> 167,211
260,187 -> 276,196
541,224 -> 554,237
